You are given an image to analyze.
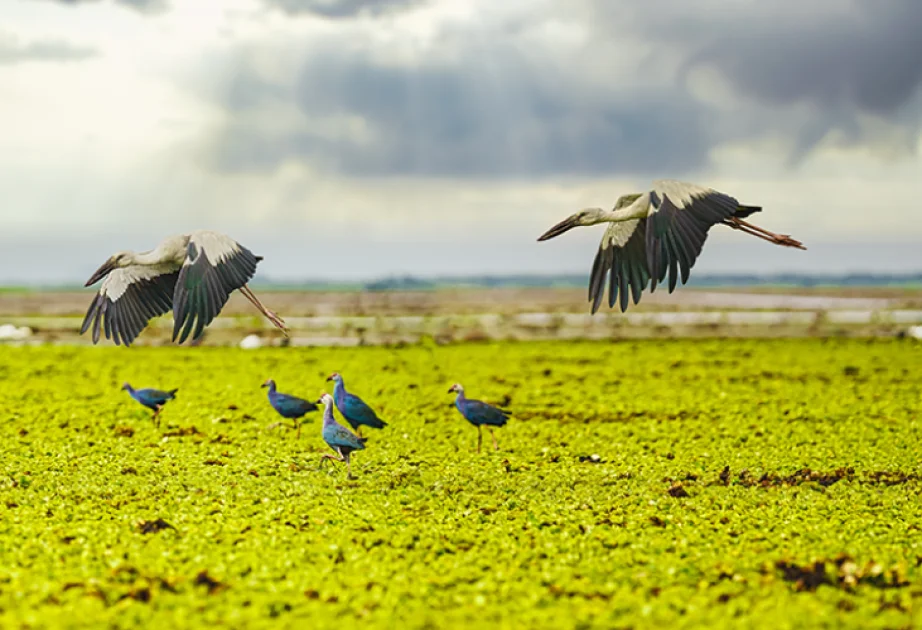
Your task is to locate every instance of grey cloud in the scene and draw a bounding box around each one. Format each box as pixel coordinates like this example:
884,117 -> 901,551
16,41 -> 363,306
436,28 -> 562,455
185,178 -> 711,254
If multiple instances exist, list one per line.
209,44 -> 714,178
202,1 -> 922,180
0,36 -> 97,64
45,0 -> 167,13
688,2 -> 922,115
263,0 -> 424,18
586,0 -> 922,156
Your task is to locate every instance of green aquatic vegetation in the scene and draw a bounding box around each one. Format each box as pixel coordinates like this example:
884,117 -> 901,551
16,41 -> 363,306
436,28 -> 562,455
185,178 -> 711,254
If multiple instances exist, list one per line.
0,339 -> 920,629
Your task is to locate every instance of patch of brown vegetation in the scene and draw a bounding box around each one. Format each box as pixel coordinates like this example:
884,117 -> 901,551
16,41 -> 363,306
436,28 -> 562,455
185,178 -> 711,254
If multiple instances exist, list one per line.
138,518 -> 175,534
717,466 -> 922,488
194,570 -> 228,595
667,483 -> 690,498
773,554 -> 910,592
162,426 -> 204,438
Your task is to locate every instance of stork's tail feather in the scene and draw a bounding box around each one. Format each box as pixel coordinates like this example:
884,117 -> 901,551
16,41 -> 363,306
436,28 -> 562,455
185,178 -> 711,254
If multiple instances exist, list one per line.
168,388 -> 179,398
734,205 -> 762,219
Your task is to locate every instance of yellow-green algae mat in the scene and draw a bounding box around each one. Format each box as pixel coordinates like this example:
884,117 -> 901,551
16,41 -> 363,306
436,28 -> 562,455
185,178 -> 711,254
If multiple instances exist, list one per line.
1,339 -> 921,629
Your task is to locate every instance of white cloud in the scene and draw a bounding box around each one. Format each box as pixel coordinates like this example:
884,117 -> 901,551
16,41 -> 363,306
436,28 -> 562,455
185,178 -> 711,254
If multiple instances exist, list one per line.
1,0 -> 920,284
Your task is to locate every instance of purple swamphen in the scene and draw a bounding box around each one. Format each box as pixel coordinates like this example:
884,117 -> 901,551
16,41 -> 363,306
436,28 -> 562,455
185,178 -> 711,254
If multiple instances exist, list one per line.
261,379 -> 318,439
316,393 -> 367,479
121,383 -> 177,427
448,383 -> 510,453
325,372 -> 387,438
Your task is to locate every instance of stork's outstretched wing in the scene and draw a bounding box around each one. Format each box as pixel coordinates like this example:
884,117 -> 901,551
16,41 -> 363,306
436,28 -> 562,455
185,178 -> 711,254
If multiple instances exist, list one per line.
80,266 -> 178,346
645,180 -> 744,294
171,231 -> 262,344
588,219 -> 651,314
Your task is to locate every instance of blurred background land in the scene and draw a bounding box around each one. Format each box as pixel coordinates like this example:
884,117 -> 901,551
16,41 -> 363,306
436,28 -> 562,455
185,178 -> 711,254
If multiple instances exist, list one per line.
2,273 -> 921,346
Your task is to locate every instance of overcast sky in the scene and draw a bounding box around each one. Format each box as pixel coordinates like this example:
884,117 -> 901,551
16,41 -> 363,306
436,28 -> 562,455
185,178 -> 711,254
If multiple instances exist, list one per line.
1,0 -> 921,284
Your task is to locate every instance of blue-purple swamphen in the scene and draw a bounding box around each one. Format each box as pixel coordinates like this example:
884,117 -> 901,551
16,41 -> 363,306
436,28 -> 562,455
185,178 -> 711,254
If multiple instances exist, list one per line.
448,383 -> 510,453
325,372 -> 387,438
122,382 -> 177,427
261,379 -> 318,439
316,393 -> 366,479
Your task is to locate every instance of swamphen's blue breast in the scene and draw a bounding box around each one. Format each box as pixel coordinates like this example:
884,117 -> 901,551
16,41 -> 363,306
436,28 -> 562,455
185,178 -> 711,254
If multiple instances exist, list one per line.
323,423 -> 366,454
456,397 -> 510,427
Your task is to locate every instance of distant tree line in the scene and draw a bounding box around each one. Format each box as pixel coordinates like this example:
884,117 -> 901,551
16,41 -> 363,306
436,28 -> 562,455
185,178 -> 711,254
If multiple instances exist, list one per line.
350,273 -> 922,292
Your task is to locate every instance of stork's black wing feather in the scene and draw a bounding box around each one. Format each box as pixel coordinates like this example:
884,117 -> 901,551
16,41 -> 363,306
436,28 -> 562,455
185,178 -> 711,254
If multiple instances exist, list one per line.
171,231 -> 260,344
645,181 -> 741,294
588,218 -> 651,314
80,268 -> 178,347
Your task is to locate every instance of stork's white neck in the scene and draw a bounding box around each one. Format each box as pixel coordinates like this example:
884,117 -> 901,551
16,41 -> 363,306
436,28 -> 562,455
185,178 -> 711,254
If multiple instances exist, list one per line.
130,250 -> 165,266
600,193 -> 650,223
125,235 -> 190,267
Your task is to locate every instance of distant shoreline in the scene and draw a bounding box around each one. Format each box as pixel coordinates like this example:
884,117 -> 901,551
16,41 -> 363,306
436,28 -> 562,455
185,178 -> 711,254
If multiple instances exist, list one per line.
2,272 -> 922,294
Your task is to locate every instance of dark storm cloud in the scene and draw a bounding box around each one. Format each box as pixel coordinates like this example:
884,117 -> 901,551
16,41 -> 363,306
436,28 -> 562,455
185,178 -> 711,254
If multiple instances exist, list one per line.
587,0 -> 922,154
263,0 -> 425,18
675,1 -> 922,116
210,44 -> 714,178
0,37 -> 97,64
204,1 -> 922,179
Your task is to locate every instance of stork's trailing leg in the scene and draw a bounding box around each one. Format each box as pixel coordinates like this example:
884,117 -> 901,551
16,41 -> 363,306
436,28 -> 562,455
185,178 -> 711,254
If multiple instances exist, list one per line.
488,427 -> 499,451
723,217 -> 806,250
477,426 -> 482,454
152,406 -> 162,428
239,284 -> 289,335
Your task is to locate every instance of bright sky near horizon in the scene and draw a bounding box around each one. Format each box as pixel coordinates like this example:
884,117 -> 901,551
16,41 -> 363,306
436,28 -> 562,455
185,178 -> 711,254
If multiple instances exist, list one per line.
1,0 -> 921,284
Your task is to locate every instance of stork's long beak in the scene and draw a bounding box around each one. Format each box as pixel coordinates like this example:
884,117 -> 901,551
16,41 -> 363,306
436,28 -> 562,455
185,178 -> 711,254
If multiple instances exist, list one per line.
447,387 -> 454,393
325,374 -> 334,382
260,380 -> 269,388
537,214 -> 581,241
85,257 -> 117,287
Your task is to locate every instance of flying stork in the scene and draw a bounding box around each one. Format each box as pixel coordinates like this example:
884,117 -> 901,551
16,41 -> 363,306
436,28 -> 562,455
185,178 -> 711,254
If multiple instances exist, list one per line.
537,180 -> 806,313
81,231 -> 288,346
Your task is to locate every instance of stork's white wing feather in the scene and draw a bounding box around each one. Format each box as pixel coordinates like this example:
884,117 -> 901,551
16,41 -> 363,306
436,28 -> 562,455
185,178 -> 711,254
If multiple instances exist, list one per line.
187,230 -> 243,265
101,265 -> 174,301
603,218 -> 642,248
650,180 -> 715,211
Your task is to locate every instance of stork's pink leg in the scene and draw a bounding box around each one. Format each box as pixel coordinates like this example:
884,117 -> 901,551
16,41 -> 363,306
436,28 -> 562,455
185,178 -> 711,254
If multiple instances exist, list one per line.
239,285 -> 289,335
489,427 -> 499,451
722,218 -> 806,250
